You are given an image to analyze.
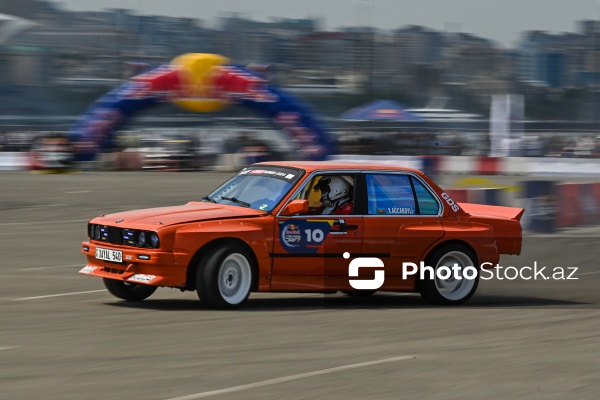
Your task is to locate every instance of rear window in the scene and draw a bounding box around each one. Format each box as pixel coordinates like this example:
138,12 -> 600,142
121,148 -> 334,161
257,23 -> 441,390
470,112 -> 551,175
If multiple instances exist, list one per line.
411,177 -> 440,215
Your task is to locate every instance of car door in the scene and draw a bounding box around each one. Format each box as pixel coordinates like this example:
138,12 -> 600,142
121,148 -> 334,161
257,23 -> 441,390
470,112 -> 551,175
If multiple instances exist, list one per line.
271,172 -> 363,291
361,171 -> 445,290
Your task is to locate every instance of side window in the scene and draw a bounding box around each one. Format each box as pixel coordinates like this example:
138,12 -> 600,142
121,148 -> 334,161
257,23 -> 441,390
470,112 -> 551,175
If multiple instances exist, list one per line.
411,177 -> 440,215
366,174 -> 416,215
295,174 -> 356,215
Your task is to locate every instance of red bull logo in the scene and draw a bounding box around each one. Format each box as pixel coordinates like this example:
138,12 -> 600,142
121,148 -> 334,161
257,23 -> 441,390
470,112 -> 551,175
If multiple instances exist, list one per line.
282,223 -> 302,247
128,65 -> 186,100
211,66 -> 278,103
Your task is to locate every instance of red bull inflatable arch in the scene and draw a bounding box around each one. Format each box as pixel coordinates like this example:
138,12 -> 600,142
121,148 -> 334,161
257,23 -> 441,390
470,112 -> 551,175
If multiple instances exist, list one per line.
67,54 -> 336,162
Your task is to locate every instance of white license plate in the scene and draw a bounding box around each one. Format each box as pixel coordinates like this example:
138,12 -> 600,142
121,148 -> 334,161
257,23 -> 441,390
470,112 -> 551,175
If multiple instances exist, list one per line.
95,247 -> 123,263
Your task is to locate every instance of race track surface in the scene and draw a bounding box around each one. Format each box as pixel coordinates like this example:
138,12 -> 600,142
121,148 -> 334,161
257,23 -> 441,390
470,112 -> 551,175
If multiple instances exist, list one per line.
1,171 -> 599,400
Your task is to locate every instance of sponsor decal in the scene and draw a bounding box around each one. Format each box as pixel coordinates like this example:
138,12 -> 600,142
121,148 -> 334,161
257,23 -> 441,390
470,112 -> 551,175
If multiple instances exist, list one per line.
281,223 -> 302,248
128,274 -> 157,284
441,192 -> 461,212
388,206 -> 414,215
79,265 -> 97,274
239,167 -> 298,182
279,220 -> 332,253
329,219 -> 348,235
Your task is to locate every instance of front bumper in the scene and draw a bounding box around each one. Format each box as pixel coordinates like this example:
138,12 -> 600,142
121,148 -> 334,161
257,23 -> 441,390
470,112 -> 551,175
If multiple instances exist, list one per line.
79,241 -> 186,288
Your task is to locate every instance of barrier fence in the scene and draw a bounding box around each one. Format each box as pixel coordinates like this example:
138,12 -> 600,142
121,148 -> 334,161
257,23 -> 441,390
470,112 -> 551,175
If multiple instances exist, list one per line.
329,154 -> 600,176
2,152 -> 600,233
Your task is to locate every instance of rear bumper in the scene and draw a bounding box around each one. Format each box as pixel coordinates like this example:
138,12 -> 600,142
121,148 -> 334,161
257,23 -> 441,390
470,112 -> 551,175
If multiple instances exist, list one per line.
80,241 -> 187,287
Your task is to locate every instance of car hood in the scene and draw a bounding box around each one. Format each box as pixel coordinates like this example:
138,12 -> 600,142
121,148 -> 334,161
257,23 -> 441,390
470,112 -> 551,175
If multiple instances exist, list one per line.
91,202 -> 266,229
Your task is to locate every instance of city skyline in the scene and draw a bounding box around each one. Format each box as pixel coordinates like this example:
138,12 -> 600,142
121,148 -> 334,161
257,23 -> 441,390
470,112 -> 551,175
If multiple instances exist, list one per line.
57,0 -> 600,48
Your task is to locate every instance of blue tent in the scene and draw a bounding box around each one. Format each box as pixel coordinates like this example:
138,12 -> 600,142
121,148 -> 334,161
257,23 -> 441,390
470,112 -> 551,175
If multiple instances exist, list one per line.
339,99 -> 421,121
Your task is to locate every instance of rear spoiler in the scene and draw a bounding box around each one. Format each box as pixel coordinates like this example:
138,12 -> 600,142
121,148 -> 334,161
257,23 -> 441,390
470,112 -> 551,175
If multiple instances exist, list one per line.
458,203 -> 525,221
458,203 -> 524,255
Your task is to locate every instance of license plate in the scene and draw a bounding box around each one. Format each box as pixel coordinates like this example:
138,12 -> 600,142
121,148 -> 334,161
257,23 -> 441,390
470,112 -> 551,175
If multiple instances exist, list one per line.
96,247 -> 123,263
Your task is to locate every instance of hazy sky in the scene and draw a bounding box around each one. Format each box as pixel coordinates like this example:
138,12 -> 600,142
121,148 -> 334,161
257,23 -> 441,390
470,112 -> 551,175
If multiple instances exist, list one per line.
57,0 -> 600,48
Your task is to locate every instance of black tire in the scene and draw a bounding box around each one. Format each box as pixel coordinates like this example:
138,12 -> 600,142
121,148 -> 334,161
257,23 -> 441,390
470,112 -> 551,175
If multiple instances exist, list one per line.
418,244 -> 479,305
341,290 -> 377,297
196,245 -> 254,309
103,278 -> 157,301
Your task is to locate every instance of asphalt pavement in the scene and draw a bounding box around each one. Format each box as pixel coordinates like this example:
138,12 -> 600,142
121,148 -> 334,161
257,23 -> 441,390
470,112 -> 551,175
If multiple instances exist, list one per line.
0,170 -> 599,400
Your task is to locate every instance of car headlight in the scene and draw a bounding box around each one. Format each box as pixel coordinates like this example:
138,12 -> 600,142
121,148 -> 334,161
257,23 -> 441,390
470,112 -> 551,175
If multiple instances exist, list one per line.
137,231 -> 146,247
89,224 -> 95,239
94,225 -> 101,240
150,232 -> 160,248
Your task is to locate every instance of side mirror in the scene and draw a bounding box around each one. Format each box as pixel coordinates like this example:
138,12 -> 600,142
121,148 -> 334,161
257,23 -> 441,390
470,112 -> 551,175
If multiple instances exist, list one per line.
281,200 -> 309,216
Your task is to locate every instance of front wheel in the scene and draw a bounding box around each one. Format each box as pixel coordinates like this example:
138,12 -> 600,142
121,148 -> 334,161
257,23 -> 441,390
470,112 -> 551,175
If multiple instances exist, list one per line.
196,245 -> 254,309
418,244 -> 479,305
103,278 -> 157,301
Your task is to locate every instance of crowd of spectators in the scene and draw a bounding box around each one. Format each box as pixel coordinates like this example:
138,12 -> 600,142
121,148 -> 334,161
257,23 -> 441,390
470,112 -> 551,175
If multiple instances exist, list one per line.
0,131 -> 34,152
337,130 -> 600,158
1,129 -> 599,160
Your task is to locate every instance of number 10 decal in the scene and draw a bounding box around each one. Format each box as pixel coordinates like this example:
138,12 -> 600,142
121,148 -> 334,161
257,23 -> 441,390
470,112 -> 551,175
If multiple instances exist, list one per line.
304,228 -> 324,243
279,220 -> 332,253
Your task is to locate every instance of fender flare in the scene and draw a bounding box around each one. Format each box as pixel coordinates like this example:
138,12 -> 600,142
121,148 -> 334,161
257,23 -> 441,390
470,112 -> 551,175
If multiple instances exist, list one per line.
173,220 -> 271,291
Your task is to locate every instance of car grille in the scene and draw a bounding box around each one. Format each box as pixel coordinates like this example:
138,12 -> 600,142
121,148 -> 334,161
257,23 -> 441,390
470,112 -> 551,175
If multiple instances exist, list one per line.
97,225 -> 123,245
108,226 -> 122,244
93,225 -> 150,248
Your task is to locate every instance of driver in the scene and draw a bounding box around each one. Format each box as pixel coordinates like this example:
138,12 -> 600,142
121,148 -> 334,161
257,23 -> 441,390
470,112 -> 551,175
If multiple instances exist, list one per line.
313,176 -> 353,215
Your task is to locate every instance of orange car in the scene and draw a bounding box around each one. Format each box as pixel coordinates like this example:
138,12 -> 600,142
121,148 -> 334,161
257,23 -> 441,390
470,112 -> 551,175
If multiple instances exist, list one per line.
79,162 -> 524,308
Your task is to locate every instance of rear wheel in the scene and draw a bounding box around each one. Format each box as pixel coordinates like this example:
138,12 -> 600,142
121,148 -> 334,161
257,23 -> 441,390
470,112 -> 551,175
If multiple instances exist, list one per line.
418,244 -> 479,305
196,245 -> 254,309
103,278 -> 157,301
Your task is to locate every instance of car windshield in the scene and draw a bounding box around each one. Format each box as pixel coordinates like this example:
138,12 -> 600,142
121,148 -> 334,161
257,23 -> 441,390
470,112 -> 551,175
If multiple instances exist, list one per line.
205,166 -> 303,211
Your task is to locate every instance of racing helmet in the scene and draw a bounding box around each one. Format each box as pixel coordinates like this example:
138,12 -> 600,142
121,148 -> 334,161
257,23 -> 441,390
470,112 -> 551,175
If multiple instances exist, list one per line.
315,176 -> 351,202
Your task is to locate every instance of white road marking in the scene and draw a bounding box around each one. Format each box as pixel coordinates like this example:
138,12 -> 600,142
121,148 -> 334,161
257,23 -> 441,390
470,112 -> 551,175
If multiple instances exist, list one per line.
0,230 -> 75,236
15,204 -> 68,208
0,346 -> 16,351
12,290 -> 106,301
0,219 -> 88,226
165,355 -> 415,400
20,264 -> 82,271
66,191 -> 91,194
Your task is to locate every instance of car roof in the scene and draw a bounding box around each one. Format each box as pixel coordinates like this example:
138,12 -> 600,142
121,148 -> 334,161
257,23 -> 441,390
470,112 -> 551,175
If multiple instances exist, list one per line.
254,161 -> 425,175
